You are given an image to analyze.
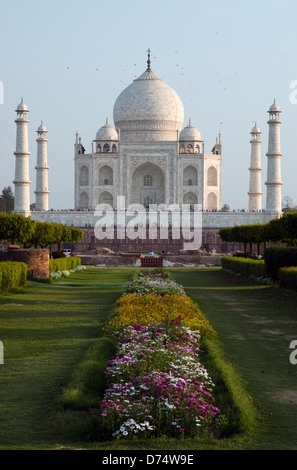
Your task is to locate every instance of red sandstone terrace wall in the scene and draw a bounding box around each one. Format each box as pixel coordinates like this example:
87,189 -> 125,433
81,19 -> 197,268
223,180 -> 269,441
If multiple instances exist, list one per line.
0,248 -> 49,279
63,227 -> 244,254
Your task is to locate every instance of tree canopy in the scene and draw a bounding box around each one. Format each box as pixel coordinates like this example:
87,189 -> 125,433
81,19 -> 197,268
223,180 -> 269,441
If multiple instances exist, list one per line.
0,214 -> 84,251
219,213 -> 297,253
0,186 -> 14,213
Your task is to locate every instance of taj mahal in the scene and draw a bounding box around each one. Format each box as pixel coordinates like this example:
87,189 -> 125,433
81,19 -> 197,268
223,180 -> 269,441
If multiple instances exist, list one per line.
74,50 -> 222,212
11,50 -> 284,251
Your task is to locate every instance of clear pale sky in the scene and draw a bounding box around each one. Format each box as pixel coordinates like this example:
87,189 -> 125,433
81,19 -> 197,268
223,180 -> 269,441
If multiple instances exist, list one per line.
1,0 -> 297,210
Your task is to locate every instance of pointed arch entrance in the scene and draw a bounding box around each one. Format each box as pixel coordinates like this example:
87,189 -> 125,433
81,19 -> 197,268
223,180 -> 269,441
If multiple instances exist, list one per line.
131,162 -> 165,207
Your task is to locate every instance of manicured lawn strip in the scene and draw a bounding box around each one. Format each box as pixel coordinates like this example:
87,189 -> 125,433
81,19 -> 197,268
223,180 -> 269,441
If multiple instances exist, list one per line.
201,336 -> 258,443
0,267 -> 135,449
169,267 -> 297,450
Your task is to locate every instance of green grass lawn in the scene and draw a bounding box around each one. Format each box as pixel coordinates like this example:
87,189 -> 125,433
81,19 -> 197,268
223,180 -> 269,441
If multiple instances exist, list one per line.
169,267 -> 297,450
0,266 -> 296,450
0,267 -> 135,449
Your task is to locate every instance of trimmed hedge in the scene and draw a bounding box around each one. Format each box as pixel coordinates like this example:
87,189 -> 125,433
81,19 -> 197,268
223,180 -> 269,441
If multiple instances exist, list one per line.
264,247 -> 297,281
49,256 -> 81,273
0,261 -> 27,291
221,256 -> 267,279
278,267 -> 297,292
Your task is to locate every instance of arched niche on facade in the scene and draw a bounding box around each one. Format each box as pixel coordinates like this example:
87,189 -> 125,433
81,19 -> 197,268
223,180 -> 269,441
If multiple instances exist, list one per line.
79,165 -> 89,186
207,166 -> 218,186
99,191 -> 113,206
207,192 -> 217,210
131,162 -> 165,206
79,191 -> 89,209
183,191 -> 198,210
183,165 -> 198,186
99,165 -> 113,185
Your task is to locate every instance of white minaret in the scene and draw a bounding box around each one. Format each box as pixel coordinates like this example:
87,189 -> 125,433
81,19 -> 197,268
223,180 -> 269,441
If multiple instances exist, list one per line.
35,121 -> 49,211
248,122 -> 262,211
13,98 -> 31,216
265,99 -> 283,213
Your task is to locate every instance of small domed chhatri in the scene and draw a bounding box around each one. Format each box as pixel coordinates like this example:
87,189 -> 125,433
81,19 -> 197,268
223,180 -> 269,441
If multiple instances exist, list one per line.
37,120 -> 47,133
96,118 -> 118,141
251,122 -> 261,134
180,119 -> 202,141
269,98 -> 281,113
16,97 -> 28,112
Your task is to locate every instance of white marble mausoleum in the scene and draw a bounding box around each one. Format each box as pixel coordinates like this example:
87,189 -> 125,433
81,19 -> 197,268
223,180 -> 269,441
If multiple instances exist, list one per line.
12,50 -> 284,251
74,50 -> 222,212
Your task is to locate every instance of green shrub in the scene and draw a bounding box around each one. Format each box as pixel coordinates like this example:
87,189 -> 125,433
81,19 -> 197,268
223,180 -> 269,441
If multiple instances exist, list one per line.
221,257 -> 267,279
233,252 -> 258,260
0,261 -> 27,291
49,256 -> 81,273
278,267 -> 297,291
264,247 -> 297,281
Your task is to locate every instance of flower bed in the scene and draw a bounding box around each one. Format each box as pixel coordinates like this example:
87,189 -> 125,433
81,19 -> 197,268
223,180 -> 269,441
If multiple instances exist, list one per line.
50,264 -> 86,280
123,276 -> 186,296
89,269 -> 220,441
138,267 -> 169,279
107,293 -> 214,336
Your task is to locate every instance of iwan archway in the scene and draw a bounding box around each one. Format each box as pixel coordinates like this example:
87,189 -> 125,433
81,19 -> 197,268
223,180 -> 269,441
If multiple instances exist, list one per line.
131,162 -> 165,208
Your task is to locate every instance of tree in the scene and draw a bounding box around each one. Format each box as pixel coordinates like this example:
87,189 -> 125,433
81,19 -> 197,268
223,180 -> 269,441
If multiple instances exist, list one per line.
264,217 -> 285,244
282,195 -> 294,211
240,223 -> 267,255
220,223 -> 268,255
0,186 -> 14,212
24,222 -> 84,253
221,204 -> 230,212
219,225 -> 246,251
69,227 -> 84,243
282,195 -> 297,213
0,214 -> 85,255
0,213 -> 35,245
26,221 -> 55,248
278,213 -> 297,245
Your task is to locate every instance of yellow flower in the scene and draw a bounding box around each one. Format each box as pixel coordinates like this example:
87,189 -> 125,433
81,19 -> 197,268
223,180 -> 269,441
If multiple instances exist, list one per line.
106,293 -> 214,336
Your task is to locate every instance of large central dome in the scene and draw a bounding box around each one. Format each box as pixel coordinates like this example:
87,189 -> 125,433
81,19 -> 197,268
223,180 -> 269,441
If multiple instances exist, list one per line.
113,53 -> 184,142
